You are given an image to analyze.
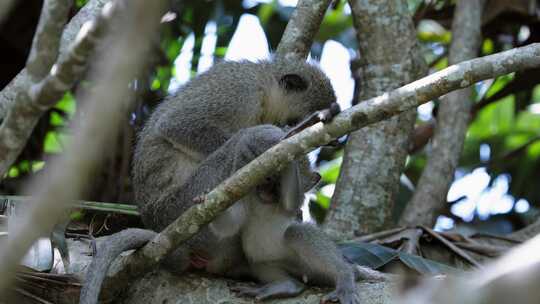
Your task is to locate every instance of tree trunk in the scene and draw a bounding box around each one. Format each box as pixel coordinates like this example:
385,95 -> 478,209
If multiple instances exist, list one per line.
324,0 -> 427,238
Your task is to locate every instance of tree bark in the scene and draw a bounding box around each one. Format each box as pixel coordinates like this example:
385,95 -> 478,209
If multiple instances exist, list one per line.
399,0 -> 486,227
324,0 -> 427,238
275,0 -> 332,60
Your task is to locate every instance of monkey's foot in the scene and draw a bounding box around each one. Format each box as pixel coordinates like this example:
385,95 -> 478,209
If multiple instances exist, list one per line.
320,289 -> 360,304
230,280 -> 305,301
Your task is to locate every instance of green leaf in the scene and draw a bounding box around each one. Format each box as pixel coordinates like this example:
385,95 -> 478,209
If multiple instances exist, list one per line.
339,241 -> 460,275
50,111 -> 65,126
319,157 -> 342,184
55,92 -> 76,116
44,132 -> 71,154
482,38 -> 494,55
316,1 -> 352,42
417,20 -> 451,44
468,96 -> 515,140
75,0 -> 88,8
32,161 -> 45,172
257,3 -> 275,25
316,191 -> 331,209
433,57 -> 448,71
8,167 -> 19,178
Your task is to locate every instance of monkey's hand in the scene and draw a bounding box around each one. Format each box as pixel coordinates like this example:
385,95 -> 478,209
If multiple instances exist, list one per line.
318,102 -> 341,123
283,102 -> 341,139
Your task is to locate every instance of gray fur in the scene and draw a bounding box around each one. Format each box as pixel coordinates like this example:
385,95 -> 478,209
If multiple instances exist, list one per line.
131,58 -> 335,276
133,59 -> 335,218
235,192 -> 359,303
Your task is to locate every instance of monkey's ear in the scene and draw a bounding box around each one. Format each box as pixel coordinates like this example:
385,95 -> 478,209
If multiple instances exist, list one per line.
279,74 -> 308,92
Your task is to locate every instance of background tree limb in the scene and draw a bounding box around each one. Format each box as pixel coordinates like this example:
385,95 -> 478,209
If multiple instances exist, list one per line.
400,0 -> 486,227
0,0 -> 113,176
26,0 -> 71,81
275,0 -> 332,60
0,0 -> 110,119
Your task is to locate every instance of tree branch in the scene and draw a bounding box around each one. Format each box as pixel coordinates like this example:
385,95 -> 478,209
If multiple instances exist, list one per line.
0,0 -> 109,177
0,0 -> 167,293
0,0 -> 110,119
26,0 -> 72,81
275,0 -> 332,60
103,43 -> 540,291
399,0 -> 486,227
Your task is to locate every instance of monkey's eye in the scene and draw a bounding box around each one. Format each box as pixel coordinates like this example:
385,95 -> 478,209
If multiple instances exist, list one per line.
279,74 -> 308,92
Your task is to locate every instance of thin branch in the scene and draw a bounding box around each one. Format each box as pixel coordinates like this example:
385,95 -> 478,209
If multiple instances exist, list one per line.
0,0 -> 110,120
353,227 -> 408,243
103,43 -> 540,290
421,226 -> 481,267
275,0 -> 332,60
26,0 -> 72,81
0,0 -> 109,177
0,0 -> 167,293
400,0 -> 486,227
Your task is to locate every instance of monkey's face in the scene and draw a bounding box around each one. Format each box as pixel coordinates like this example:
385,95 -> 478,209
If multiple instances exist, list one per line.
273,60 -> 337,126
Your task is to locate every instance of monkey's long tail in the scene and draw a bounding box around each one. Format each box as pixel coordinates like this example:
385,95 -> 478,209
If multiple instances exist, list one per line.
79,228 -> 157,304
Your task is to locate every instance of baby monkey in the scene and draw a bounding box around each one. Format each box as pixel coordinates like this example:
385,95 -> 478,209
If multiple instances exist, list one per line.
229,127 -> 358,304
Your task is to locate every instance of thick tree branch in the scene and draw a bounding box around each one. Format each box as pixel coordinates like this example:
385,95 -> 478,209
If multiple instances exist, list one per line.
0,0 -> 110,119
0,0 -> 166,293
103,43 -> 540,291
325,0 -> 427,238
0,0 -> 109,177
275,0 -> 332,60
400,0 -> 486,227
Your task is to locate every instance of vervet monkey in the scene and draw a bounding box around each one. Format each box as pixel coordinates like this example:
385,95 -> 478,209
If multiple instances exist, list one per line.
80,59 -> 357,304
